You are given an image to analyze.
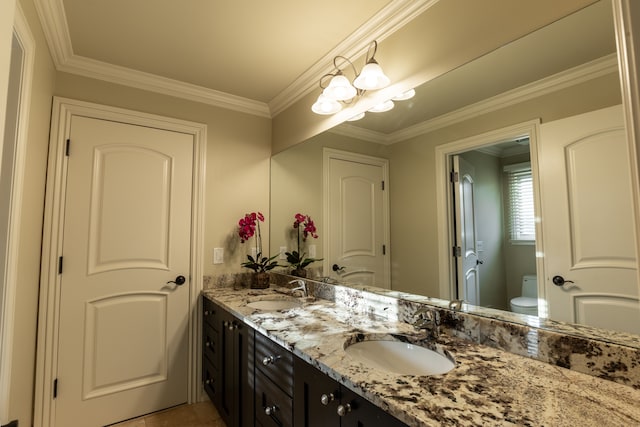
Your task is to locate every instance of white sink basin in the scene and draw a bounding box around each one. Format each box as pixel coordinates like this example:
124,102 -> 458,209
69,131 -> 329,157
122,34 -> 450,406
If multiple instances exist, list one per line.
345,339 -> 455,376
246,296 -> 302,311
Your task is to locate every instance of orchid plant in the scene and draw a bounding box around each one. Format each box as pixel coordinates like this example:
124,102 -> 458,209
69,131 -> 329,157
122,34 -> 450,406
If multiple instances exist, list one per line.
238,212 -> 278,272
285,213 -> 322,272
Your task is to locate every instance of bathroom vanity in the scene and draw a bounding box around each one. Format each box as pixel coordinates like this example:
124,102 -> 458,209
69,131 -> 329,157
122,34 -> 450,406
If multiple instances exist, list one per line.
202,278 -> 640,426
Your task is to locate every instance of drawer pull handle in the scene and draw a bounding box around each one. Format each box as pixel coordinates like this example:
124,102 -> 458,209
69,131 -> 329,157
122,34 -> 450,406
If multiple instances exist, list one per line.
204,379 -> 212,385
205,341 -> 211,348
337,403 -> 352,417
264,405 -> 278,416
320,393 -> 336,405
262,355 -> 281,366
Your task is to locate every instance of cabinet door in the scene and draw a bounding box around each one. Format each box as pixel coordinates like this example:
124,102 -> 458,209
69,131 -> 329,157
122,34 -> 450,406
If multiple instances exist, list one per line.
293,356 -> 341,427
339,388 -> 407,427
218,308 -> 253,427
219,310 -> 235,426
236,317 -> 253,427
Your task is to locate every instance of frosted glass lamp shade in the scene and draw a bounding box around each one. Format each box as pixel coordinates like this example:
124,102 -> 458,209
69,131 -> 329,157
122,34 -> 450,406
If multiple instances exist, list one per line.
323,74 -> 357,101
368,99 -> 394,113
353,60 -> 390,90
392,89 -> 416,101
311,94 -> 342,114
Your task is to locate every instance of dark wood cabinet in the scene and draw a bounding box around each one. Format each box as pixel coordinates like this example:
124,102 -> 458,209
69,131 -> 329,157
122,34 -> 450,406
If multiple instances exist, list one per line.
203,297 -> 407,427
202,297 -> 254,427
254,332 -> 294,427
293,356 -> 407,427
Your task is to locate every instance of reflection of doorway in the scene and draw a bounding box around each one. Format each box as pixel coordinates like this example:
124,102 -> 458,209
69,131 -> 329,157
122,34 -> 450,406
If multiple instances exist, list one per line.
436,121 -> 543,310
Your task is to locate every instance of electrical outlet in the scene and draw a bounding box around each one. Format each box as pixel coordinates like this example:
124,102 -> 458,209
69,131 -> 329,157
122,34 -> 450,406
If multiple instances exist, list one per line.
279,246 -> 287,260
213,248 -> 224,264
250,247 -> 257,259
308,244 -> 316,258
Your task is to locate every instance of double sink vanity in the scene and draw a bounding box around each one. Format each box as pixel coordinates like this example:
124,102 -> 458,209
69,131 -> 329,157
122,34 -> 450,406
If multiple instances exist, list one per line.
202,273 -> 640,426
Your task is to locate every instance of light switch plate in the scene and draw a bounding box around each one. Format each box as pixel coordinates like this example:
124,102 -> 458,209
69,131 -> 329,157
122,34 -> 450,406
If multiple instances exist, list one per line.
308,244 -> 316,258
279,246 -> 287,260
213,247 -> 224,264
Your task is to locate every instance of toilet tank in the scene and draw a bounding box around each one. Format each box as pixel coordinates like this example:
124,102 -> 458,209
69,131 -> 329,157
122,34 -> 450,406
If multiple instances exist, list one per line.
522,275 -> 537,298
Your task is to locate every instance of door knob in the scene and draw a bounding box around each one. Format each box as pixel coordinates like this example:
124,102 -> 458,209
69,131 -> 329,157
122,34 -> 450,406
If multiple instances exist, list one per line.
552,275 -> 574,287
476,259 -> 484,265
167,275 -> 186,286
332,264 -> 345,272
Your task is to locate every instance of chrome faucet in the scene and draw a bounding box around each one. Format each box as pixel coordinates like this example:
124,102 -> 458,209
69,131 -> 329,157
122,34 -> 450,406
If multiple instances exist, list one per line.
449,299 -> 464,311
412,307 -> 439,338
289,279 -> 308,297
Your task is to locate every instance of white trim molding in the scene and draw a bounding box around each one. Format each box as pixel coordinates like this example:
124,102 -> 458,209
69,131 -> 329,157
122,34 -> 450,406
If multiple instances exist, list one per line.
0,4 -> 35,423
33,98 -> 206,427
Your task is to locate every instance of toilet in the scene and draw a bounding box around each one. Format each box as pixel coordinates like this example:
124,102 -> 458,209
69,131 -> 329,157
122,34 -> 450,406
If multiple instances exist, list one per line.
510,275 -> 538,316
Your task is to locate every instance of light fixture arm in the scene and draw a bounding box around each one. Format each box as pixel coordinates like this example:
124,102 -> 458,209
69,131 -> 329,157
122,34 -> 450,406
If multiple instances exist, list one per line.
364,40 -> 379,64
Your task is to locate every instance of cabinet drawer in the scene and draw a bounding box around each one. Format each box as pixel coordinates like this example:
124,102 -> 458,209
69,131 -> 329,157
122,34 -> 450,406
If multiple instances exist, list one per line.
255,370 -> 293,427
202,297 -> 219,328
202,321 -> 218,367
255,332 -> 293,396
202,354 -> 218,404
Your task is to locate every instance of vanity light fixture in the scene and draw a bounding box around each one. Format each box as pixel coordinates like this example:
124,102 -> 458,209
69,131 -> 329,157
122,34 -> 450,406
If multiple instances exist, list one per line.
311,40 -> 390,115
392,88 -> 416,101
368,99 -> 395,113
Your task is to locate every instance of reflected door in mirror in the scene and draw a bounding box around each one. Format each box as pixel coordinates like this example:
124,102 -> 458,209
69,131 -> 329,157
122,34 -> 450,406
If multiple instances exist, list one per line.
453,155 -> 480,305
539,105 -> 640,334
325,151 -> 389,288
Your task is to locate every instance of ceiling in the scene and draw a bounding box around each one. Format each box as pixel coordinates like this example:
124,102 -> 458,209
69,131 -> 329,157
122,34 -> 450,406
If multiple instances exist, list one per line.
34,0 -> 435,117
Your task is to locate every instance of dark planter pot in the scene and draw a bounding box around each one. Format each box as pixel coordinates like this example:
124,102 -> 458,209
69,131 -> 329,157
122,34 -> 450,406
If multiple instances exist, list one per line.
251,272 -> 270,289
290,268 -> 307,278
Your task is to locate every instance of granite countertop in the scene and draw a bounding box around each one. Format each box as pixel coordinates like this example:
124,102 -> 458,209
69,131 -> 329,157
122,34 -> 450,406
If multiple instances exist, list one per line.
202,286 -> 640,427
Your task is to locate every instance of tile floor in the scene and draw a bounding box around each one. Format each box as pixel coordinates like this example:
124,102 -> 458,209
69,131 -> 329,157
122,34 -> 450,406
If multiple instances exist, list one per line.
110,400 -> 227,427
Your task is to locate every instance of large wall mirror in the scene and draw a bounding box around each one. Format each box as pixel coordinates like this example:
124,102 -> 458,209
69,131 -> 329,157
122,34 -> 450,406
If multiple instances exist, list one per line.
271,1 -> 640,341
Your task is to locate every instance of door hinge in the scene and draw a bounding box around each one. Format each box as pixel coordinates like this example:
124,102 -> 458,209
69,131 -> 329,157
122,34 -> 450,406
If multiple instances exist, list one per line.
382,244 -> 386,255
58,256 -> 63,274
53,378 -> 58,399
453,246 -> 461,257
65,139 -> 70,156
381,180 -> 385,190
450,171 -> 458,182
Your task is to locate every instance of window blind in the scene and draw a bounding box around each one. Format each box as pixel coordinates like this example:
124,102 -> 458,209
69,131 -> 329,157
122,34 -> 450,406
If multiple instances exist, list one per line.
504,162 -> 535,242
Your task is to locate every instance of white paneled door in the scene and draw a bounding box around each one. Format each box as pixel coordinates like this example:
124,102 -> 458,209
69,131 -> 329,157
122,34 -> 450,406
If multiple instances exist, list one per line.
539,105 -> 640,334
452,155 -> 480,306
55,116 -> 193,426
325,150 -> 390,288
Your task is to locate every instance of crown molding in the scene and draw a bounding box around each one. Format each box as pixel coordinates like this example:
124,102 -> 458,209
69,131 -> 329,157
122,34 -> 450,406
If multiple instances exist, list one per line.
332,54 -> 619,145
329,123 -> 390,144
388,54 -> 619,144
60,55 -> 272,117
33,0 -> 436,118
268,0 -> 440,116
34,0 -> 271,117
